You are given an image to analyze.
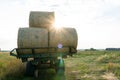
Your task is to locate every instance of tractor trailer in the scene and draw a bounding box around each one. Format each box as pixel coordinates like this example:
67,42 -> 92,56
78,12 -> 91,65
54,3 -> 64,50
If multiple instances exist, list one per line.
10,11 -> 78,77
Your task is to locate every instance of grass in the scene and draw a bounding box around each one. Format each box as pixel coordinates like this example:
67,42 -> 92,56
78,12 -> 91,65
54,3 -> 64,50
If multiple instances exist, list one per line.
0,52 -> 25,80
65,51 -> 120,80
0,51 -> 120,80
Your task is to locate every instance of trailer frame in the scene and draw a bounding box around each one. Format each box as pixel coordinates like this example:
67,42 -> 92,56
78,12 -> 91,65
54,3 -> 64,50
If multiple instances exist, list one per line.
10,47 -> 76,77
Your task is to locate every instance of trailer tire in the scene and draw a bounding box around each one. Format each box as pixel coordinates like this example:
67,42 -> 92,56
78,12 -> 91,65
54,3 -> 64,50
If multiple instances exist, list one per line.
25,61 -> 36,76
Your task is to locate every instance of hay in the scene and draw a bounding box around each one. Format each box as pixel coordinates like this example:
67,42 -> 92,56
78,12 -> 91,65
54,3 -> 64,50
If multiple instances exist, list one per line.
29,11 -> 55,28
17,27 -> 78,54
17,28 -> 48,54
49,27 -> 78,52
18,28 -> 48,48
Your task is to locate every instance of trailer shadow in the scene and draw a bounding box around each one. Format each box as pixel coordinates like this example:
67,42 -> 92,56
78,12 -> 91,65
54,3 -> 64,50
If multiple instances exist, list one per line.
36,69 -> 66,80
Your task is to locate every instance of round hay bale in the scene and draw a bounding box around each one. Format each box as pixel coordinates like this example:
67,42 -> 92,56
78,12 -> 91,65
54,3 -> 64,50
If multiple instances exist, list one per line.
17,27 -> 78,54
17,28 -> 48,54
29,11 -> 55,28
49,27 -> 78,52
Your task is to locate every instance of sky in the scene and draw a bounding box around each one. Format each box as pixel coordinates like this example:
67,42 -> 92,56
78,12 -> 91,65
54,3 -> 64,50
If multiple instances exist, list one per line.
0,0 -> 120,50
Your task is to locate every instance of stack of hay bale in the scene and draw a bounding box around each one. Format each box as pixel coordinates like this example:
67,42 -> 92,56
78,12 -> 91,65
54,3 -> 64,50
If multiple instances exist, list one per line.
17,11 -> 78,54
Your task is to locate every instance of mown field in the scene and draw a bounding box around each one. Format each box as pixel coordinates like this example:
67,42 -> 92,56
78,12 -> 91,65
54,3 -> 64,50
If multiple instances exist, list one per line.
0,50 -> 120,80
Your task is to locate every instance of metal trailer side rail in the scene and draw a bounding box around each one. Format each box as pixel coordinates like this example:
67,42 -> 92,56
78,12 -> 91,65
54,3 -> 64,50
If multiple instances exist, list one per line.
10,46 -> 77,62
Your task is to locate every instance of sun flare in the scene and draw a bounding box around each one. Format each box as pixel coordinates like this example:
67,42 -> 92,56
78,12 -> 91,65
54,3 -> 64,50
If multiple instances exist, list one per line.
54,20 -> 63,29
53,13 -> 67,29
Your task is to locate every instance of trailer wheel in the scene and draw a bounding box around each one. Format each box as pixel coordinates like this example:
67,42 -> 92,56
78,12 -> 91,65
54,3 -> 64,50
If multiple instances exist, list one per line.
25,61 -> 36,76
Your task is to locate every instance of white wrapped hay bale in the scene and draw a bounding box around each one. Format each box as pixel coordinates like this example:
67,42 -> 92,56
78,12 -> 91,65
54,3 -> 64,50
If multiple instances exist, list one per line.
17,28 -> 48,54
29,11 -> 55,28
49,27 -> 78,52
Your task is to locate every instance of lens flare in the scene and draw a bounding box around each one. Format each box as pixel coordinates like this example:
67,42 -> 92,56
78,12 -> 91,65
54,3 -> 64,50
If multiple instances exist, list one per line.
59,58 -> 64,67
58,44 -> 63,49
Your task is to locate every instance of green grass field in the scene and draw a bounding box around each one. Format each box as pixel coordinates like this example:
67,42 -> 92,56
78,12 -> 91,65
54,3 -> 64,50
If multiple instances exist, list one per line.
0,51 -> 120,80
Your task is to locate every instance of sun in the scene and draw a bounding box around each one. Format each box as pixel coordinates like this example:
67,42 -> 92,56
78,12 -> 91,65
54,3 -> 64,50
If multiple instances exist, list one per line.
53,12 -> 74,29
53,13 -> 67,29
54,19 -> 64,29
